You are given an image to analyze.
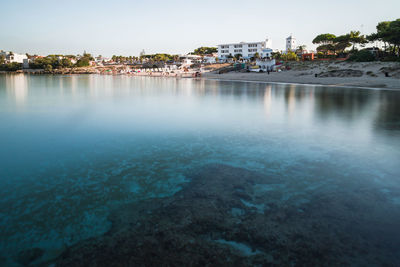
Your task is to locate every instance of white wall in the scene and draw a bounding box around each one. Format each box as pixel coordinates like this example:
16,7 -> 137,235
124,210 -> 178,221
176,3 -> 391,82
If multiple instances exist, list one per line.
218,41 -> 265,59
6,53 -> 27,63
256,59 -> 276,70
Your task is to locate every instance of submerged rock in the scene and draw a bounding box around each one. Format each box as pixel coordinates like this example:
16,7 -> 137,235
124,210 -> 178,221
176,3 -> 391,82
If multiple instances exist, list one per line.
53,164 -> 400,266
16,247 -> 44,266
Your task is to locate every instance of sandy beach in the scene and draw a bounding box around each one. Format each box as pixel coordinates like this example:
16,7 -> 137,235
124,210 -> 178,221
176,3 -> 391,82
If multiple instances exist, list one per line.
204,61 -> 400,90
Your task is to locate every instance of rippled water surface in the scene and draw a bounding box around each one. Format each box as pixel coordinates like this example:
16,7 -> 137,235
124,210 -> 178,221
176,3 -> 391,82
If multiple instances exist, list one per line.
0,75 -> 399,266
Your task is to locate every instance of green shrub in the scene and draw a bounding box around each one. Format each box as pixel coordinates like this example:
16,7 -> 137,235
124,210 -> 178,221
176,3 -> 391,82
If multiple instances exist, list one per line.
348,50 -> 375,62
75,58 -> 90,67
0,62 -> 22,71
381,55 -> 400,62
316,54 -> 337,59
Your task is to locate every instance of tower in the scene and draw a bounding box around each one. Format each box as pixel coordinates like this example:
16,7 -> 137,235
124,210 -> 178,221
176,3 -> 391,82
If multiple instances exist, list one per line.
286,35 -> 296,52
264,37 -> 272,49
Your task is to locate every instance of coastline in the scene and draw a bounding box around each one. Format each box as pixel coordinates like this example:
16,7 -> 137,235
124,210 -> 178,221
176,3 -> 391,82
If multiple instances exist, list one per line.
2,61 -> 400,90
202,76 -> 400,91
203,61 -> 400,90
202,73 -> 400,90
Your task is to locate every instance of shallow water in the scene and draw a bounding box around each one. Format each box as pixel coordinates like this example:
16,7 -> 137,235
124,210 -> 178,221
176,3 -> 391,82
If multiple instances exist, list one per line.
0,74 -> 399,266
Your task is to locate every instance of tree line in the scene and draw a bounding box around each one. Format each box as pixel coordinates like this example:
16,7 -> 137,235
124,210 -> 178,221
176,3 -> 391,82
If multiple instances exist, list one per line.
0,53 -> 94,71
191,47 -> 217,56
312,18 -> 400,60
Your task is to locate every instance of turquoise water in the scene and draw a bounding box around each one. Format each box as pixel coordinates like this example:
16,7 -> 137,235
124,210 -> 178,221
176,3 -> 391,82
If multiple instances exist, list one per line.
0,74 -> 399,266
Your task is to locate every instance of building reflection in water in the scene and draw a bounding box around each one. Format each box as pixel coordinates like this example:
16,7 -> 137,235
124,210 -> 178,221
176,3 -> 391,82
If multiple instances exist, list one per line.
263,85 -> 272,118
5,74 -> 28,106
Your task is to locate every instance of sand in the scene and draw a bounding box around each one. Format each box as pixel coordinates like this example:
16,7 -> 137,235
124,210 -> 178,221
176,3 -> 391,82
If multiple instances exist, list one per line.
203,61 -> 400,90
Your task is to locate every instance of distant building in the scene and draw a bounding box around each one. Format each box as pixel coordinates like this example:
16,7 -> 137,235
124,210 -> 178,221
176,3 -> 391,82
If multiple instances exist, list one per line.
180,54 -> 202,66
261,48 -> 273,58
203,56 -> 216,64
302,53 -> 315,61
286,35 -> 296,52
218,37 -> 273,60
22,58 -> 31,69
140,49 -> 146,57
256,59 -> 276,70
0,51 -> 27,63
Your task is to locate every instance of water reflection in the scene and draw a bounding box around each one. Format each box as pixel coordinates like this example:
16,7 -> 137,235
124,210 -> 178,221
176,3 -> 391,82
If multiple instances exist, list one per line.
0,75 -> 399,135
374,92 -> 400,131
0,75 -> 399,266
3,74 -> 28,106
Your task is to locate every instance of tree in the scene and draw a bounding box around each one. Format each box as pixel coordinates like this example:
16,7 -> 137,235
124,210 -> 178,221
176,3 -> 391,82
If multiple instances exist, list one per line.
333,34 -> 352,55
76,58 -> 90,67
313,34 -> 336,45
44,64 -> 53,72
348,31 -> 368,51
0,62 -> 22,71
60,58 -> 72,68
312,34 -> 336,55
193,47 -> 217,55
368,19 -> 400,56
316,44 -> 336,55
281,51 -> 298,61
295,45 -> 307,55
82,53 -> 94,61
272,52 -> 282,60
0,55 -> 5,64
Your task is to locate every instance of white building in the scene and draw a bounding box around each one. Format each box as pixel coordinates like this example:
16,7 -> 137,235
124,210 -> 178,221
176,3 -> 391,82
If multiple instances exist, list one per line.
180,54 -> 202,66
203,56 -> 216,64
218,38 -> 272,60
286,35 -> 296,52
261,48 -> 273,58
256,59 -> 276,71
0,51 -> 27,63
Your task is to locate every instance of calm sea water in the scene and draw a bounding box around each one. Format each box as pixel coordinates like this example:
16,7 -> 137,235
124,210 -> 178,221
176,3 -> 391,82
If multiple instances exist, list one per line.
0,74 -> 399,266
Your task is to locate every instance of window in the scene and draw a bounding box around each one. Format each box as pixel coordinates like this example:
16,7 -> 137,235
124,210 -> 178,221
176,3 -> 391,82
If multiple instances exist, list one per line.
234,45 -> 242,48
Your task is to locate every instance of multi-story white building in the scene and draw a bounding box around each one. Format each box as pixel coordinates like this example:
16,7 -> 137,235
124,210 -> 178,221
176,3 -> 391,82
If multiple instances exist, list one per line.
286,35 -> 296,52
218,38 -> 273,59
0,51 -> 28,63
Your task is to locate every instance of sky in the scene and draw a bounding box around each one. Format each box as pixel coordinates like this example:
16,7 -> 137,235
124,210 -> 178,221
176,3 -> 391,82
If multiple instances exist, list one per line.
1,0 -> 399,57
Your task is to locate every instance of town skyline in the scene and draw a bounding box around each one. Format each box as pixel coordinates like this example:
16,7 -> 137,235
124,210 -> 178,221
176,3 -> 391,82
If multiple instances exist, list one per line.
1,0 -> 400,57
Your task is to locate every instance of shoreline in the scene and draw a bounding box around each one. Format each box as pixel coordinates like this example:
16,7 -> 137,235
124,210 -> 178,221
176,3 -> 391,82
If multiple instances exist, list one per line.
2,62 -> 400,90
202,60 -> 400,90
201,75 -> 400,91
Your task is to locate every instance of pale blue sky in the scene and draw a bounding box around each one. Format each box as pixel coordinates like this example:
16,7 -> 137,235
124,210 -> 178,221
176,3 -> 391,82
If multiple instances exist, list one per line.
1,0 -> 399,56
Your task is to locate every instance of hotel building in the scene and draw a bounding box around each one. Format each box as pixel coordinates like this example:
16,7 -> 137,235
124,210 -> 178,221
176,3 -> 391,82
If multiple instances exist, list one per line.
218,38 -> 273,59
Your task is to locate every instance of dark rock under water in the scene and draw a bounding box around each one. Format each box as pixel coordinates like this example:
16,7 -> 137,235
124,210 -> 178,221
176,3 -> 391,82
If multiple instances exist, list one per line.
52,164 -> 400,267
